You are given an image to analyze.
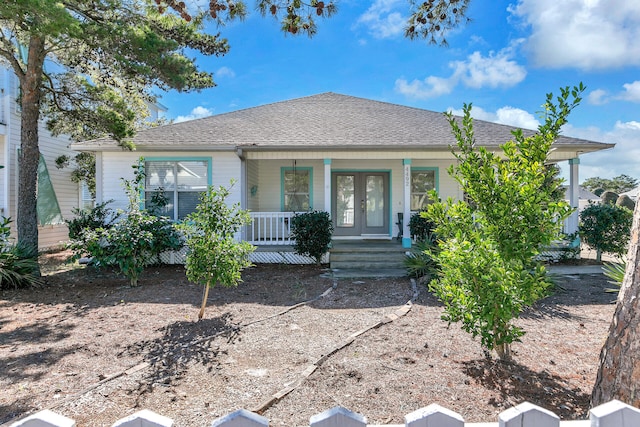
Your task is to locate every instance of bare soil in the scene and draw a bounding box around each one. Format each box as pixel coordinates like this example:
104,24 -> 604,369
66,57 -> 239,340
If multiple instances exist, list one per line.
0,251 -> 616,426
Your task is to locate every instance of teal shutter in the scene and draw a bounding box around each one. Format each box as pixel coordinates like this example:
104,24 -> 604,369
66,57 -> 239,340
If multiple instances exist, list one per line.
37,155 -> 64,225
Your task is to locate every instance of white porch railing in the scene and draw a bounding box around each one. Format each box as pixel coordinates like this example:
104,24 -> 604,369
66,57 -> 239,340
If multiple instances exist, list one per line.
247,212 -> 295,245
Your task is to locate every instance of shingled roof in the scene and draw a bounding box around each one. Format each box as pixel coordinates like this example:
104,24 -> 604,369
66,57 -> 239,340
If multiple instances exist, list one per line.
72,92 -> 614,152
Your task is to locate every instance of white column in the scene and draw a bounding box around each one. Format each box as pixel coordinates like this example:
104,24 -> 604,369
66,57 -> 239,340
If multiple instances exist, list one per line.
403,159 -> 412,248
567,158 -> 580,236
324,158 -> 331,216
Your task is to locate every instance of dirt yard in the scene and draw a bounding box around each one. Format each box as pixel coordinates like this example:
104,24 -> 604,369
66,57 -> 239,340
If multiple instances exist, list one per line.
0,252 -> 616,426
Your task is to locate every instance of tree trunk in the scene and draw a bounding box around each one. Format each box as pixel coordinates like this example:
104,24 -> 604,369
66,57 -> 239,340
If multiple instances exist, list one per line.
198,282 -> 211,320
17,36 -> 46,263
591,199 -> 640,407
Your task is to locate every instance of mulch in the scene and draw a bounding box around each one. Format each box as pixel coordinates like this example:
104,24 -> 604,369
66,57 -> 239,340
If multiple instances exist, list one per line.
0,252 -> 616,426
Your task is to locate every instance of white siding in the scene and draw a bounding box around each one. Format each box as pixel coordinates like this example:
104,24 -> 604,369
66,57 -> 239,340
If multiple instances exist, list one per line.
100,151 -> 242,212
1,67 -> 80,249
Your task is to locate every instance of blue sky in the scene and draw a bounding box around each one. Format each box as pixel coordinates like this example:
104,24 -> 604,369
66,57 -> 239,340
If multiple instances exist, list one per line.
160,0 -> 640,184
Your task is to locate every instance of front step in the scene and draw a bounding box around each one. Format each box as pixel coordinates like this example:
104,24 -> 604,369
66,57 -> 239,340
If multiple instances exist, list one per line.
329,240 -> 408,276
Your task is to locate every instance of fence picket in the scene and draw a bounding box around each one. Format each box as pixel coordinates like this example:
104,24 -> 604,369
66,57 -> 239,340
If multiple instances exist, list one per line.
9,400 -> 640,427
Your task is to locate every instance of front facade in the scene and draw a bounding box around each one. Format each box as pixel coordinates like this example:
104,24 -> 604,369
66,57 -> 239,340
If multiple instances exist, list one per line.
74,93 -> 614,251
0,66 -> 83,249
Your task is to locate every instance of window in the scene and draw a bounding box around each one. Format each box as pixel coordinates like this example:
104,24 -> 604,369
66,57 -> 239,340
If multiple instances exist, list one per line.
282,167 -> 312,212
79,181 -> 94,210
411,168 -> 438,211
144,159 -> 210,220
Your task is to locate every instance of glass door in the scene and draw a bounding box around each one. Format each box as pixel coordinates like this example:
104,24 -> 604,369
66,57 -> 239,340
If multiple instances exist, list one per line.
332,172 -> 389,236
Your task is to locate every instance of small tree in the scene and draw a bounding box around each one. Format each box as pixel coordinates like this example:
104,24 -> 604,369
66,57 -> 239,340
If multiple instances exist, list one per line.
580,203 -> 633,261
424,85 -> 580,360
290,211 -> 333,265
179,183 -> 254,320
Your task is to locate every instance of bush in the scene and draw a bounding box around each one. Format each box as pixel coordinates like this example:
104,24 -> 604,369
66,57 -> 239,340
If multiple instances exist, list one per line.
616,194 -> 635,211
66,200 -> 117,240
580,203 -> 633,261
593,188 -> 605,197
408,211 -> 436,242
404,239 -> 438,282
68,161 -> 183,286
0,217 -> 42,289
290,211 -> 333,265
601,190 -> 619,205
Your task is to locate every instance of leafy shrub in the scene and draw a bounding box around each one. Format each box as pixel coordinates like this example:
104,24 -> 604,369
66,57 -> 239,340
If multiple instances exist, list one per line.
600,190 -> 619,205
404,239 -> 438,282
66,200 -> 116,240
0,217 -> 42,289
179,182 -> 254,320
593,188 -> 605,197
290,211 -> 333,265
408,211 -> 436,242
616,194 -> 635,211
602,261 -> 625,292
68,161 -> 183,286
580,203 -> 633,261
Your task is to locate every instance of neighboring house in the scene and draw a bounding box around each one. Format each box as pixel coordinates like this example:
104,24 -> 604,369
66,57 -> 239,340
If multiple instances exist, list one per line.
563,185 -> 602,212
0,66 -> 82,249
621,186 -> 639,202
71,92 -> 614,255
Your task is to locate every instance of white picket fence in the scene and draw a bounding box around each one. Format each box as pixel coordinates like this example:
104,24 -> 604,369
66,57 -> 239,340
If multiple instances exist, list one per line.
10,400 -> 640,427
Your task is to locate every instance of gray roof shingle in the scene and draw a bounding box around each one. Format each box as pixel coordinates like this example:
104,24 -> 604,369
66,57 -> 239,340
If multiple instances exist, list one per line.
72,92 -> 614,152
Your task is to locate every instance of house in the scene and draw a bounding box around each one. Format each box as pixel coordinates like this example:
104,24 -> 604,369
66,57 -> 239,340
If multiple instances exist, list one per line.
621,186 -> 639,202
563,185 -> 602,212
0,66 -> 83,250
71,93 -> 614,264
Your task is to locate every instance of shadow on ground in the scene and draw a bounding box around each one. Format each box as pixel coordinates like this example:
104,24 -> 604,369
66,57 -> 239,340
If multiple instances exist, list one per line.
462,358 -> 590,420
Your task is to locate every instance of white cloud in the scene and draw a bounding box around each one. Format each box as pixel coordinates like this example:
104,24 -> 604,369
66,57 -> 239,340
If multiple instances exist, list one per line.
510,0 -> 640,69
587,89 -> 609,105
395,47 -> 526,99
618,81 -> 640,103
447,105 -> 539,130
452,49 -> 527,89
174,106 -> 214,123
561,121 -> 640,181
395,75 -> 456,99
216,66 -> 236,79
587,81 -> 640,105
355,0 -> 406,39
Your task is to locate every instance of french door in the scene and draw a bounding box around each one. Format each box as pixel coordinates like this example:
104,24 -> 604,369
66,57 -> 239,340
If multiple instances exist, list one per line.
332,172 -> 389,237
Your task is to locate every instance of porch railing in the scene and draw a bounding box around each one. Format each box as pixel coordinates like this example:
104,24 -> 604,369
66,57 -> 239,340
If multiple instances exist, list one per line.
247,212 -> 295,245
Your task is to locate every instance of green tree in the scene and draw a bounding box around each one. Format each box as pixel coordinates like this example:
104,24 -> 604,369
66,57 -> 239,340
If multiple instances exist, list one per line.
0,1 -> 231,260
424,85 -> 580,360
179,182 -> 254,320
583,175 -> 638,194
580,203 -> 633,262
164,0 -> 470,45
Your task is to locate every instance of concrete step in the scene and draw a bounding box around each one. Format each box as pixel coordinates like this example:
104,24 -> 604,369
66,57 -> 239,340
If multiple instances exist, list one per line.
330,268 -> 408,278
330,252 -> 407,262
330,260 -> 407,270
